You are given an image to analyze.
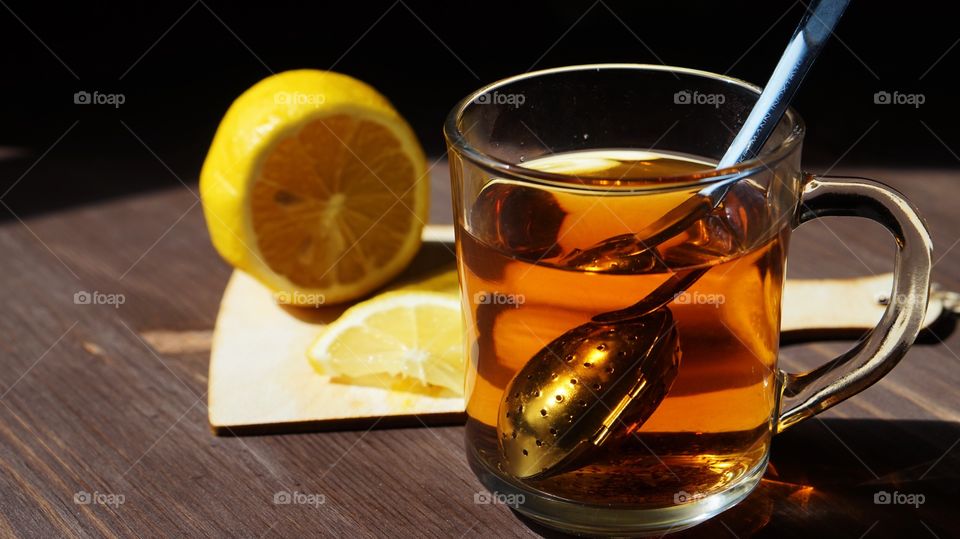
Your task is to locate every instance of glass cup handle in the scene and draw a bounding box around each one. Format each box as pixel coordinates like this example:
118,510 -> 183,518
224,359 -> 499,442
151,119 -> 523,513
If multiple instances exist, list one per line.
776,174 -> 934,432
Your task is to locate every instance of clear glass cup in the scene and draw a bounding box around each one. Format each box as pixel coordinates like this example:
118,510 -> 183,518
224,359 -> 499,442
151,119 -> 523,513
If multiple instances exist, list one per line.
444,64 -> 932,535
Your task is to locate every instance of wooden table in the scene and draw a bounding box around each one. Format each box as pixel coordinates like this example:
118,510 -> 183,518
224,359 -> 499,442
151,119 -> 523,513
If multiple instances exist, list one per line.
1,165 -> 957,538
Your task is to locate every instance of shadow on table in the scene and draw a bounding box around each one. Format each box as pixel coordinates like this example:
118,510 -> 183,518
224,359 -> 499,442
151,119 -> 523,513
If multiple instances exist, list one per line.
514,418 -> 959,538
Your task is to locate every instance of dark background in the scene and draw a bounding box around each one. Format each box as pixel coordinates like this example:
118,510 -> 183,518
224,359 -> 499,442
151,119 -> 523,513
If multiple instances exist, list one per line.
0,0 -> 954,216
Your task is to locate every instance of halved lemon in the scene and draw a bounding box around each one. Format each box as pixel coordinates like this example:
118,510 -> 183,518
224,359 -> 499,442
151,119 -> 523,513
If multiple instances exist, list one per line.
307,291 -> 464,394
200,69 -> 428,305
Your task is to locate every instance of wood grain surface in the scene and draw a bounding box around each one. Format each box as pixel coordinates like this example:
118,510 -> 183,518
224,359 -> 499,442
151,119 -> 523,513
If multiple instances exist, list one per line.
0,165 -> 957,538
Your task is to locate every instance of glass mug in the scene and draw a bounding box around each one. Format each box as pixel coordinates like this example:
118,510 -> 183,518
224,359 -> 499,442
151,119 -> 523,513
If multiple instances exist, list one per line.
444,65 -> 933,535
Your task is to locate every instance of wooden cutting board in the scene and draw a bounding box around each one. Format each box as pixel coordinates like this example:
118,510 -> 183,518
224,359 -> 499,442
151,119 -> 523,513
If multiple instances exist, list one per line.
207,226 -> 464,435
208,225 -> 942,435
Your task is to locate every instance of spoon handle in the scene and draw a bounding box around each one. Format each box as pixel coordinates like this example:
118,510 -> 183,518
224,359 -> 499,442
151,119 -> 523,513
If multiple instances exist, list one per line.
717,0 -> 850,167
590,0 -> 851,326
591,267 -> 710,324
623,0 -> 851,251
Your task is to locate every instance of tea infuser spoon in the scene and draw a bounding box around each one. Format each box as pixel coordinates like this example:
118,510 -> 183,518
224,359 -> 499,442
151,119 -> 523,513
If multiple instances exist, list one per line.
497,0 -> 851,480
497,267 -> 705,479
561,0 -> 851,273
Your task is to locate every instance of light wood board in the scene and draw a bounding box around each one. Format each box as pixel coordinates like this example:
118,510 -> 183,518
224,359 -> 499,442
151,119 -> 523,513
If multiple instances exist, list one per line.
208,227 -> 464,435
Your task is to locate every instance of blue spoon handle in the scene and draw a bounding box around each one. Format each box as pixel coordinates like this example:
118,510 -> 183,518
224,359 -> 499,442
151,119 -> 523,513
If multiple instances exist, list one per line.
717,0 -> 851,169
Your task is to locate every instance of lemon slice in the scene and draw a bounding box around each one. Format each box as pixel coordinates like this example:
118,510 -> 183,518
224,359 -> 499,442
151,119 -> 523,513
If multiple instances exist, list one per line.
308,291 -> 464,394
200,70 -> 428,305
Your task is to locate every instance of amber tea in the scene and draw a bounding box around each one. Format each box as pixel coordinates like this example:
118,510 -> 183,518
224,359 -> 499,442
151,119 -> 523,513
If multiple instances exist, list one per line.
459,149 -> 788,507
